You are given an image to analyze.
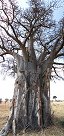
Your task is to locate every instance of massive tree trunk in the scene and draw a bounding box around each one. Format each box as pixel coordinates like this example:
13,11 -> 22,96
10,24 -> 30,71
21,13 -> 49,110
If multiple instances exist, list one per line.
13,55 -> 52,130
0,38 -> 53,136
0,53 -> 52,136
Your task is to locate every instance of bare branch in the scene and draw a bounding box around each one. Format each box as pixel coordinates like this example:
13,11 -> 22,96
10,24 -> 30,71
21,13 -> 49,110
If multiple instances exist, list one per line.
52,66 -> 64,80
54,62 -> 64,65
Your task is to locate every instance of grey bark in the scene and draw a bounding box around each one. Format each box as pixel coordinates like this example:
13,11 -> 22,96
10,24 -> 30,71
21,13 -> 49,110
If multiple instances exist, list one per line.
0,53 -> 52,135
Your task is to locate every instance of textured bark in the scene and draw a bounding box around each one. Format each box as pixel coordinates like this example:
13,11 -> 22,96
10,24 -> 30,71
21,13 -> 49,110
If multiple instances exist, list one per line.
0,109 -> 13,136
0,54 -> 52,135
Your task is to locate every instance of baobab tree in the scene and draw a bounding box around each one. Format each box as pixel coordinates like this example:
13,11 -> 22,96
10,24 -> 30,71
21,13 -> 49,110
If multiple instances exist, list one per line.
0,0 -> 64,135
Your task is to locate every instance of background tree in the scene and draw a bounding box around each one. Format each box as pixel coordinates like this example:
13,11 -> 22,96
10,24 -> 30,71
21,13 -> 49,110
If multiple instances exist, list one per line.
5,98 -> 9,103
0,98 -> 2,104
53,96 -> 57,101
0,0 -> 64,135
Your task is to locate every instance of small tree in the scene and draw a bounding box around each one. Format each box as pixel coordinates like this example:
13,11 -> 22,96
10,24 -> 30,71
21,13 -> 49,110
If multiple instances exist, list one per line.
53,96 -> 57,101
5,98 -> 9,103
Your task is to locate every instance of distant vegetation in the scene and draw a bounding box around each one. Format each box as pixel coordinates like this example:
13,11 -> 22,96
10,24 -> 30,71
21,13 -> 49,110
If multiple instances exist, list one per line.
0,98 -> 2,104
53,96 -> 57,101
5,98 -> 9,103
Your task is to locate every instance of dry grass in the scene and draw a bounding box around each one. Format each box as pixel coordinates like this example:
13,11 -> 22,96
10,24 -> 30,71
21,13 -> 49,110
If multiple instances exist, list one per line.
0,102 -> 10,129
0,101 -> 64,136
51,101 -> 64,119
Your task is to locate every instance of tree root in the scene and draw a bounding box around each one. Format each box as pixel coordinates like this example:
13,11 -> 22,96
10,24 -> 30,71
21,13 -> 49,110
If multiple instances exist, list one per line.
0,113 -> 13,136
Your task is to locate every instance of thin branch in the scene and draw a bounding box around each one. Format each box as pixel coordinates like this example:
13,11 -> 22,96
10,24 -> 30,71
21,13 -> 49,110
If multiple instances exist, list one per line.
0,25 -> 25,51
0,25 -> 17,41
16,19 -> 29,32
0,36 -> 13,54
45,35 -> 59,47
9,23 -> 18,39
54,62 -> 64,65
55,53 -> 64,58
0,55 -> 5,63
53,66 -> 64,80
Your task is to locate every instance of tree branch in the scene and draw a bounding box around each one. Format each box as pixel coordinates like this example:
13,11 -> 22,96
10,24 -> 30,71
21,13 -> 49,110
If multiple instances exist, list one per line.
52,66 -> 64,80
0,25 -> 28,59
54,62 -> 64,65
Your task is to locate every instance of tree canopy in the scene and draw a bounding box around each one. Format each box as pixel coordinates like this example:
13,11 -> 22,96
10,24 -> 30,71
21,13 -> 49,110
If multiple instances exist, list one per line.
0,0 -> 64,77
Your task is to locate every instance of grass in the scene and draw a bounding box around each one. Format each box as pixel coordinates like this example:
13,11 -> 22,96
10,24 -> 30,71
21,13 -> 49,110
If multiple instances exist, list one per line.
0,101 -> 64,136
0,102 -> 10,129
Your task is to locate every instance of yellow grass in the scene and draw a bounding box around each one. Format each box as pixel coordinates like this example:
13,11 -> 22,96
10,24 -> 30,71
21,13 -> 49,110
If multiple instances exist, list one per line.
51,101 -> 64,119
0,101 -> 64,136
0,102 -> 10,129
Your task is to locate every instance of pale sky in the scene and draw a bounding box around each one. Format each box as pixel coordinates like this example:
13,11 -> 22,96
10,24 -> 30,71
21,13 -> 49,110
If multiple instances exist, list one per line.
0,0 -> 64,100
50,59 -> 64,100
50,79 -> 64,100
0,75 -> 15,100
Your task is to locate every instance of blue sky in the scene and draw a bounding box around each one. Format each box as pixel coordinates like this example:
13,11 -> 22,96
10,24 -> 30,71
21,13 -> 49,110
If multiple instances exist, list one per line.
17,0 -> 64,22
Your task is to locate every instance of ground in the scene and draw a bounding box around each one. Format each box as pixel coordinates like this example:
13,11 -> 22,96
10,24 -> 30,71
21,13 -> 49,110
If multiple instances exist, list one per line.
0,101 -> 64,136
